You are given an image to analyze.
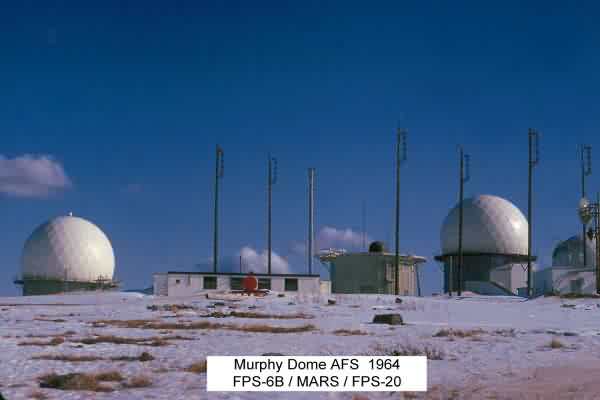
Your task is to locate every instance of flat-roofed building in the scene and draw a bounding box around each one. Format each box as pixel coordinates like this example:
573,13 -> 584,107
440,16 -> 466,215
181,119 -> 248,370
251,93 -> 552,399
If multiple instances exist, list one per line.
319,241 -> 426,295
153,271 -> 327,296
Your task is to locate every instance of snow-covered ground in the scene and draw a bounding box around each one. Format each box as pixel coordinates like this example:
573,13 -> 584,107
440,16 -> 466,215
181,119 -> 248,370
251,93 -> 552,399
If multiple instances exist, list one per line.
2,291 -> 600,399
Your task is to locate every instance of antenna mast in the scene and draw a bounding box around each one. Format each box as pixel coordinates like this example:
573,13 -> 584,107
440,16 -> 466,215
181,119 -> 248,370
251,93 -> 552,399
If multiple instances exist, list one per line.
581,145 -> 592,267
395,128 -> 407,295
457,147 -> 470,296
267,154 -> 277,275
527,129 -> 539,297
213,145 -> 224,273
308,168 -> 315,275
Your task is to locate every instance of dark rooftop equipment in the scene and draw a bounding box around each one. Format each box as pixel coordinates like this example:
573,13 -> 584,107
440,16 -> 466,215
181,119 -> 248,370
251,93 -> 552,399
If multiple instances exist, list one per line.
369,241 -> 387,253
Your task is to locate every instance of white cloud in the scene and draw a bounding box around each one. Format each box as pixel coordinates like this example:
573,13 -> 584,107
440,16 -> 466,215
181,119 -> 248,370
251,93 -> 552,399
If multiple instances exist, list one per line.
0,154 -> 71,198
196,247 -> 290,274
289,241 -> 307,256
316,226 -> 370,251
239,246 -> 290,274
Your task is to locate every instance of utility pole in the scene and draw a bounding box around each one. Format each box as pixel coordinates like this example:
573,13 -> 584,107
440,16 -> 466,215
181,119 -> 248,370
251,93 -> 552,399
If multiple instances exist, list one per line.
528,129 -> 539,297
580,145 -> 592,267
267,154 -> 277,275
457,147 -> 470,296
308,168 -> 315,275
213,146 -> 224,273
395,128 -> 407,295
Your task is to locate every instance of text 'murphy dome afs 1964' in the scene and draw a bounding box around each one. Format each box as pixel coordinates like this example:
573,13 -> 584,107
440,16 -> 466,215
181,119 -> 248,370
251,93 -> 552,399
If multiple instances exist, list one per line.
21,215 -> 115,282
441,194 -> 528,256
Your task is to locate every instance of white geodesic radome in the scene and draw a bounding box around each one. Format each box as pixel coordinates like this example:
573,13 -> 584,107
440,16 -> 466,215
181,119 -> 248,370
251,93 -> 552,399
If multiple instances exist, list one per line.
552,235 -> 597,268
21,215 -> 115,282
441,194 -> 528,256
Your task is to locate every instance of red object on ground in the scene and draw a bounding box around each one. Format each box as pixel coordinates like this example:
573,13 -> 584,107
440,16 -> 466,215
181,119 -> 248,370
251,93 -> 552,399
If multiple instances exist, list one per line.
243,275 -> 258,292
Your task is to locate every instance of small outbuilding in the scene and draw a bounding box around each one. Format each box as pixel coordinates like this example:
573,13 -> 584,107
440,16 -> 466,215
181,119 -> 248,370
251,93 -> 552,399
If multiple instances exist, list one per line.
153,271 -> 327,296
319,241 -> 426,295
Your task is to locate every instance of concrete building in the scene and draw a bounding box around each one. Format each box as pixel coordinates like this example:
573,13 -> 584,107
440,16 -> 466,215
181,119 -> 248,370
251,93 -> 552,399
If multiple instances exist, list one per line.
535,235 -> 597,295
153,271 -> 327,296
435,195 -> 534,296
15,214 -> 117,296
319,241 -> 426,295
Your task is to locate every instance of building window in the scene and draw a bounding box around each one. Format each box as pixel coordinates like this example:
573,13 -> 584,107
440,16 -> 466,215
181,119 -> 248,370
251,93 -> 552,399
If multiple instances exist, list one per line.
203,276 -> 217,290
258,278 -> 271,290
175,279 -> 181,284
284,278 -> 298,292
230,277 -> 243,290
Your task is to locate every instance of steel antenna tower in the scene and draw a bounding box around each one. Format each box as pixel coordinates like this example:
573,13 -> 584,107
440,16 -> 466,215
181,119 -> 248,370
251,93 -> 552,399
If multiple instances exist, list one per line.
395,128 -> 407,295
308,168 -> 315,275
527,129 -> 539,297
267,154 -> 277,275
581,145 -> 592,267
457,147 -> 470,296
213,145 -> 224,273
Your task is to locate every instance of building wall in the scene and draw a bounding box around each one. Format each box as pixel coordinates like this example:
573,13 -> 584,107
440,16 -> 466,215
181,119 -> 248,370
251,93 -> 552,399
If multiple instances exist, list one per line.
443,255 -> 527,295
330,254 -> 419,295
534,267 -> 597,295
155,273 -> 323,296
21,279 -> 116,296
320,280 -> 331,296
510,264 -> 528,293
153,274 -> 168,296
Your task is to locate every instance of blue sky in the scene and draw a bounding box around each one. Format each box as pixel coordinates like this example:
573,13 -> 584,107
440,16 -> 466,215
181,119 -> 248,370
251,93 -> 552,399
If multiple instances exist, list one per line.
1,1 -> 600,295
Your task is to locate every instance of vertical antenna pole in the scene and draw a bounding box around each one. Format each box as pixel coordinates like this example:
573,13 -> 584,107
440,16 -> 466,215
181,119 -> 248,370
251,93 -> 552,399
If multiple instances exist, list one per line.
582,146 -> 587,267
395,130 -> 401,296
213,146 -> 223,274
458,147 -> 464,297
527,129 -> 539,298
395,128 -> 407,296
308,168 -> 315,275
581,145 -> 592,267
528,131 -> 533,297
268,155 -> 272,275
267,155 -> 277,275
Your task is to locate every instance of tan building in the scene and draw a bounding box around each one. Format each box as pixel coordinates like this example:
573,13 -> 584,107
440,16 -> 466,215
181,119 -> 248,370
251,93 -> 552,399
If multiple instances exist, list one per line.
320,242 -> 426,295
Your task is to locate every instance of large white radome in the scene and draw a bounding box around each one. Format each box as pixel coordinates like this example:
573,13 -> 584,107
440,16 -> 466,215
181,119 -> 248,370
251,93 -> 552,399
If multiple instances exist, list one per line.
21,215 -> 115,282
441,194 -> 528,256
